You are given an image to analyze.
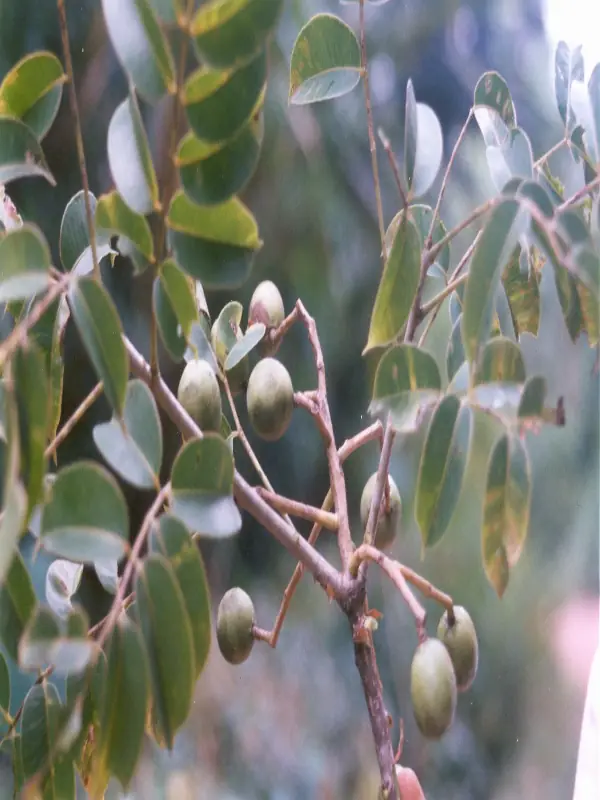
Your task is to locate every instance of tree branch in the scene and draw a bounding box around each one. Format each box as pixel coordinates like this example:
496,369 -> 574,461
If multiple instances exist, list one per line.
45,381 -> 103,460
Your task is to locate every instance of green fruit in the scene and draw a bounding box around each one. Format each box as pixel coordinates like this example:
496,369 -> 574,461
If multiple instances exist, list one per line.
437,606 -> 479,692
360,472 -> 402,550
248,280 -> 285,329
216,587 -> 256,665
410,638 -> 457,739
177,359 -> 222,432
246,357 -> 294,441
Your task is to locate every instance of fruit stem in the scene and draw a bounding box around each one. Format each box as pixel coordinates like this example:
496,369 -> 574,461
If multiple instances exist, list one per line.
256,488 -> 339,531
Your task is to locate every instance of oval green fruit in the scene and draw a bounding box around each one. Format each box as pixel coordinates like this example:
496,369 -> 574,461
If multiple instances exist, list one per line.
410,638 -> 457,739
216,587 -> 255,665
246,357 -> 293,441
360,472 -> 402,550
248,280 -> 285,329
177,358 -> 222,432
437,605 -> 479,692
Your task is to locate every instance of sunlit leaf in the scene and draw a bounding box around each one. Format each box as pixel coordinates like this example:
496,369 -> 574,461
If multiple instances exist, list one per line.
416,395 -> 472,549
184,50 -> 266,143
364,215 -> 421,351
224,322 -> 265,371
554,41 -> 584,131
60,191 -> 115,276
45,560 -> 83,619
184,320 -> 218,372
191,0 -> 284,70
0,115 -> 55,185
411,102 -> 443,198
95,190 -> 155,263
403,79 -> 417,191
134,554 -> 195,749
369,344 -> 442,432
0,551 -> 36,661
289,13 -> 361,105
167,190 -> 262,288
170,435 -> 241,538
482,434 -> 531,598
589,63 -> 600,163
0,224 -> 51,303
177,111 -> 263,206
96,617 -> 149,791
473,70 -> 515,144
153,259 -> 199,362
0,52 -> 65,139
462,198 -> 522,366
150,514 -> 211,677
486,127 -> 533,191
68,277 -> 128,417
41,461 -> 129,563
501,247 -> 540,336
101,0 -> 176,103
107,93 -> 160,215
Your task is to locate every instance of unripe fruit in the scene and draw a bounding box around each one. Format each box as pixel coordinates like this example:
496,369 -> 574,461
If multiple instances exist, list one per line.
360,472 -> 402,550
216,587 -> 255,665
410,638 -> 457,739
437,606 -> 479,692
248,280 -> 285,330
246,357 -> 294,441
177,359 -> 222,432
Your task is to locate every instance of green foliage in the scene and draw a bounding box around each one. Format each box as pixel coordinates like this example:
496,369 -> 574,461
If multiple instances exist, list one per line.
0,2 -> 598,796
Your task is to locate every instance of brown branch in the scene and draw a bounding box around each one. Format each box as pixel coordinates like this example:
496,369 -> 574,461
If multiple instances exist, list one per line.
378,127 -> 408,216
96,483 -> 171,650
359,0 -> 385,251
57,0 -> 99,280
0,275 -> 70,369
556,173 -> 600,212
256,488 -> 339,531
124,336 -> 345,596
399,564 -> 454,619
45,381 -> 103,460
420,271 -> 468,317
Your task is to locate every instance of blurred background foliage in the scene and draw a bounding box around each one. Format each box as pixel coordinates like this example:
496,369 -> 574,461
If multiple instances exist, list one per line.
0,0 -> 598,798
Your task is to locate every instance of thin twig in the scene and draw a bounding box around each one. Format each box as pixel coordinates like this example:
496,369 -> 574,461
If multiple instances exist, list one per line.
96,483 -> 171,650
361,423 -> 395,549
533,136 -> 567,169
426,196 -> 497,270
420,271 -> 468,317
256,488 -> 339,530
359,0 -> 385,252
378,128 -> 408,213
0,276 -> 70,369
350,544 -> 427,636
556,173 -> 600,213
57,0 -> 99,280
399,563 -> 454,619
45,382 -> 103,460
425,109 -> 473,249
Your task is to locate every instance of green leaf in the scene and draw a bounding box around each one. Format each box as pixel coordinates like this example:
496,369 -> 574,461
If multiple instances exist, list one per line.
474,337 -> 525,385
411,103 -> 443,198
589,64 -> 600,163
0,650 -> 10,728
0,52 -> 65,139
473,71 -> 516,146
45,559 -> 83,618
19,606 -> 94,675
0,387 -> 27,586
446,313 -> 464,382
224,322 -> 265,371
553,262 -> 584,341
384,204 -> 450,271
153,259 -> 199,362
369,344 -> 442,432
554,41 -> 584,131
0,224 -> 51,303
147,0 -> 183,24
93,379 -> 163,490
171,435 -> 241,538
58,192 -> 112,276
0,115 -> 55,185
68,277 -> 128,417
101,0 -> 176,103
177,112 -> 263,206
211,300 -> 242,364
364,215 -> 421,351
13,341 -> 49,515
517,375 -> 546,420
0,551 -> 36,661
40,461 -> 129,563
501,247 -> 540,336
96,617 -> 149,791
96,190 -> 155,263
184,320 -> 218,372
167,190 -> 262,288
404,79 -> 417,194
415,395 -> 472,549
482,434 -> 531,598
462,198 -> 522,366
495,284 -> 516,341
578,281 -> 599,346
107,93 -> 160,215
184,49 -> 266,143
191,0 -> 283,70
486,127 -> 533,191
289,13 -> 361,105
134,554 -> 195,749
150,514 -> 211,677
